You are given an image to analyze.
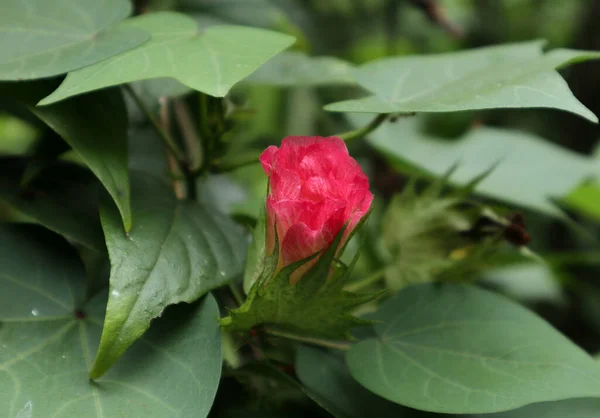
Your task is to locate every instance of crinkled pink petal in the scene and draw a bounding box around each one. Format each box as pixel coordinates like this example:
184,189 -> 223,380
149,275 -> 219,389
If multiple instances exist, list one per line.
260,146 -> 279,176
271,169 -> 302,201
280,206 -> 345,266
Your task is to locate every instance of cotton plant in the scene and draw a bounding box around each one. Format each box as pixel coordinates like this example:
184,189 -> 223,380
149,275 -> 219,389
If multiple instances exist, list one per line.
3,1 -> 600,417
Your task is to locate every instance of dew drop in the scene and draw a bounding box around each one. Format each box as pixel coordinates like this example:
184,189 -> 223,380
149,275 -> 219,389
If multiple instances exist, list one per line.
30,309 -> 39,316
111,290 -> 120,297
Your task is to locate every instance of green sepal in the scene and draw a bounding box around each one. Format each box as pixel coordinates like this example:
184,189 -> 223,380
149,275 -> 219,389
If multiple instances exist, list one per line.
220,219 -> 379,339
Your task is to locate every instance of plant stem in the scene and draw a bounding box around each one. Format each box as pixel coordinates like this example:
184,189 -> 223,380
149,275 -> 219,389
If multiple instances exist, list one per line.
263,328 -> 351,351
174,99 -> 203,171
123,84 -> 186,164
345,268 -> 387,292
125,84 -> 197,200
337,113 -> 388,143
158,97 -> 186,199
228,283 -> 245,306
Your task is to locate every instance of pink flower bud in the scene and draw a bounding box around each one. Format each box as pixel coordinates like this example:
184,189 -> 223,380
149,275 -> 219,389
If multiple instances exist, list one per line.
260,136 -> 373,281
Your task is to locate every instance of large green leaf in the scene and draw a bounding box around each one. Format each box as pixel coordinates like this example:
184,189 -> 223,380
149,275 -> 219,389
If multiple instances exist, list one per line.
346,284 -> 600,414
0,0 -> 149,80
40,12 -> 295,105
3,81 -> 131,231
0,224 -> 222,418
0,160 -> 105,251
247,52 -> 355,86
91,172 -> 246,378
473,398 -> 600,418
356,114 -> 596,216
326,41 -> 600,122
296,345 -> 431,418
179,0 -> 308,49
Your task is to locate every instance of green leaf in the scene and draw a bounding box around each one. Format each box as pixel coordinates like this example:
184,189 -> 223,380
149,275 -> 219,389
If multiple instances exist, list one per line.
221,225 -> 378,339
326,41 -> 600,122
180,0 -> 309,50
181,0 -> 291,29
0,224 -> 222,418
242,202 -> 267,294
247,52 -> 356,86
0,160 -> 105,251
346,283 -> 600,414
296,345 -> 431,418
3,81 -> 131,231
474,398 -> 600,418
39,12 -> 295,105
0,0 -> 149,80
483,263 -> 564,304
562,182 -> 600,221
91,172 -> 246,378
357,114 -> 596,216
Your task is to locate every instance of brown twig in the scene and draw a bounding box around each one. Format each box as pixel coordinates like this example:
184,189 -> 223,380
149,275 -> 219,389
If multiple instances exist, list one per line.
408,0 -> 464,38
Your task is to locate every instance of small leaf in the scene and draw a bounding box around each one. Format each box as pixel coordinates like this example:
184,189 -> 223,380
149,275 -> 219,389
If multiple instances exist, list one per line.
474,398 -> 600,418
0,0 -> 149,80
91,172 -> 246,378
247,52 -> 356,86
346,283 -> 600,414
3,81 -> 131,231
326,41 -> 600,121
296,345 -> 430,418
222,226 -> 378,339
40,11 -> 295,104
357,114 -> 596,217
0,224 -> 222,418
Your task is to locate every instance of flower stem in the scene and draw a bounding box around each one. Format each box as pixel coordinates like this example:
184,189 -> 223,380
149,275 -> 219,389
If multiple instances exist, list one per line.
337,113 -> 388,143
263,328 -> 351,351
345,268 -> 387,292
174,99 -> 203,171
123,84 -> 186,164
228,283 -> 245,306
124,84 -> 197,200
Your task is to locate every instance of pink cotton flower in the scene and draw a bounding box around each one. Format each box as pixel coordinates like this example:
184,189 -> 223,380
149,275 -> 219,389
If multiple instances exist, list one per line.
260,136 -> 373,279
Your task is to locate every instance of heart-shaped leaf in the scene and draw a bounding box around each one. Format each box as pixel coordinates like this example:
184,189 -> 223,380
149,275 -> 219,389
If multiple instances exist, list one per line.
355,114 -> 597,217
296,345 -> 431,418
326,41 -> 600,122
0,224 -> 222,418
346,283 -> 600,414
91,172 -> 246,378
0,0 -> 149,80
40,11 -> 295,105
3,81 -> 131,231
